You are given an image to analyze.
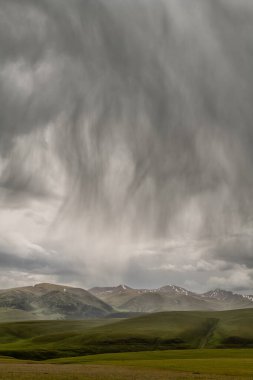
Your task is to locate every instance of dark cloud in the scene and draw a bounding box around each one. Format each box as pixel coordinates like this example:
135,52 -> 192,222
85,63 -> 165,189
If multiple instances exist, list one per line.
211,235 -> 253,269
0,0 -> 253,290
0,247 -> 80,277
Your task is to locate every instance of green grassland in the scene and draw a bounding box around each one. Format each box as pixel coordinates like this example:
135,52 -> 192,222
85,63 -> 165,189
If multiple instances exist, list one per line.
0,362 -> 246,380
52,349 -> 253,377
0,309 -> 252,361
0,310 -> 253,379
1,349 -> 253,379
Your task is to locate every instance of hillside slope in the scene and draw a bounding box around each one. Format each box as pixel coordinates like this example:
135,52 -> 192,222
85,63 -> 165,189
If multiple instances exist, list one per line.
0,309 -> 252,360
0,283 -> 113,320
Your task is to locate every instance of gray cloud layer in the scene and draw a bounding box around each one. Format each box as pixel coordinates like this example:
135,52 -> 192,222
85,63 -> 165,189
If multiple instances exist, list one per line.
0,0 -> 253,291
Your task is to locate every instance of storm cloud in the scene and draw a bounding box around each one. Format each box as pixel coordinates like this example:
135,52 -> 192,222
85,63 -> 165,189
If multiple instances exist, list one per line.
0,0 -> 253,292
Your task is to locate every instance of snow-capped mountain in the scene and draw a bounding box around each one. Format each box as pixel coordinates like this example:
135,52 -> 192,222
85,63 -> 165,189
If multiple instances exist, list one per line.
90,284 -> 253,312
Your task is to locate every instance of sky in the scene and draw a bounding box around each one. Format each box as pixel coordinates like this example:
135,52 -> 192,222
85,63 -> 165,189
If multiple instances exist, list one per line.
1,0 -> 253,293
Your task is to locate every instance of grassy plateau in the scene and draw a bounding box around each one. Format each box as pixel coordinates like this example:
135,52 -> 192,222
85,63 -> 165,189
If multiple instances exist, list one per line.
0,309 -> 252,379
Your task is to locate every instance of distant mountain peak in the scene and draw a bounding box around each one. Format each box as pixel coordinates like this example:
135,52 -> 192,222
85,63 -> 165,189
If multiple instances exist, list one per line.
203,288 -> 233,298
0,282 -> 113,320
117,284 -> 132,290
243,294 -> 253,302
1,282 -> 253,320
201,288 -> 253,306
157,284 -> 191,296
89,284 -> 132,293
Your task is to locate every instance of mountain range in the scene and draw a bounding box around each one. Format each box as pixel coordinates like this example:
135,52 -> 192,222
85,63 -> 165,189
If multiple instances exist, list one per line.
89,284 -> 253,313
0,283 -> 252,321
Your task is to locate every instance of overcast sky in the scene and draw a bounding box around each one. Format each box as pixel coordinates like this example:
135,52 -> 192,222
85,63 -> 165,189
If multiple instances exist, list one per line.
1,0 -> 253,293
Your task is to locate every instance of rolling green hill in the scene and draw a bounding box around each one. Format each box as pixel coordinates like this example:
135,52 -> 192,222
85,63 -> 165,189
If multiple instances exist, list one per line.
0,309 -> 252,360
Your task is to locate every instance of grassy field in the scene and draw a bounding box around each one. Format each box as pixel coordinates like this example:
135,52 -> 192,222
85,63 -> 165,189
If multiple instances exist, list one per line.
0,308 -> 253,379
0,309 -> 252,360
51,349 -> 253,377
0,349 -> 253,379
0,362 -> 244,380
0,309 -> 252,379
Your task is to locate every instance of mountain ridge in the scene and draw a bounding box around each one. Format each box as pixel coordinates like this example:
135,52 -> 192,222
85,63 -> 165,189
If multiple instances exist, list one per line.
0,282 -> 113,320
0,282 -> 252,321
89,284 -> 253,312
